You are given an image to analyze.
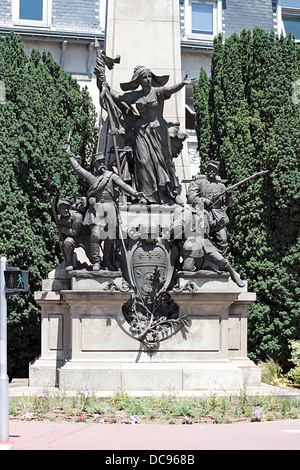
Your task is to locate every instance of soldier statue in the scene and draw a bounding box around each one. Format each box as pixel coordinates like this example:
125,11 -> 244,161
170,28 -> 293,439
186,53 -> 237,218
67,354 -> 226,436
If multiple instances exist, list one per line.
186,161 -> 233,255
62,143 -> 144,271
172,203 -> 245,288
57,196 -> 92,271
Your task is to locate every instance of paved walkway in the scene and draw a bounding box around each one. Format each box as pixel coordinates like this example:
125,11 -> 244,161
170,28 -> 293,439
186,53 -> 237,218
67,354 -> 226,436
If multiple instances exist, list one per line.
1,419 -> 300,450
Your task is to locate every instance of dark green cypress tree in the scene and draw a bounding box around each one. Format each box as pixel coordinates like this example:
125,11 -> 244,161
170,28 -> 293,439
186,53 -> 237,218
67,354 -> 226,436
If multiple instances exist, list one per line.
193,67 -> 211,163
193,28 -> 300,367
209,34 -> 226,164
0,33 -> 98,376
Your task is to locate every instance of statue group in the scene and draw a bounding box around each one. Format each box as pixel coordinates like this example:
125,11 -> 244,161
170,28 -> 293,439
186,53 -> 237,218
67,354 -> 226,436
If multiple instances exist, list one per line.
52,46 -> 266,348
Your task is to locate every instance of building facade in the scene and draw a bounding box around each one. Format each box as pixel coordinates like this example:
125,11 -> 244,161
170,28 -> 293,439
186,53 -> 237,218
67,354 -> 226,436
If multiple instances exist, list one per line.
0,0 -> 299,174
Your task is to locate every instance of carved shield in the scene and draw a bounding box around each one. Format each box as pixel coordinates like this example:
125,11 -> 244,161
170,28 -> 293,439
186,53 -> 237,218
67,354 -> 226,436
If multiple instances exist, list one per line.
130,240 -> 173,302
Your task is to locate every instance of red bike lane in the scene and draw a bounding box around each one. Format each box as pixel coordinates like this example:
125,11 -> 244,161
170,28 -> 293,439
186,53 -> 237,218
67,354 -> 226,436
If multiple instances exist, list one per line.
2,418 -> 300,451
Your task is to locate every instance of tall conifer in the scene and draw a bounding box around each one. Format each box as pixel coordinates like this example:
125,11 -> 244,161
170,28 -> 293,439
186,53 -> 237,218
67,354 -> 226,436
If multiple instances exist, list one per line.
193,28 -> 300,366
193,67 -> 211,162
0,33 -> 98,376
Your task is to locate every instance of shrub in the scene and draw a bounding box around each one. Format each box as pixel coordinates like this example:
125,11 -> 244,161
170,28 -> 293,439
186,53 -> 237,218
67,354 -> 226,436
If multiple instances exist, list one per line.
287,340 -> 300,385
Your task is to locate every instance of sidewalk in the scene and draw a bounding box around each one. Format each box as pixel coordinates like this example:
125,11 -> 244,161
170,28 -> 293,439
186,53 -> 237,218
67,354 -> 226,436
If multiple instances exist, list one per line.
2,379 -> 300,451
2,419 -> 300,450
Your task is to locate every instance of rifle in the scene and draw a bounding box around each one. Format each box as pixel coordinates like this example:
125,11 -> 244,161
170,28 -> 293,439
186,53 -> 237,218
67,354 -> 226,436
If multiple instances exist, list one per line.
62,126 -> 73,154
207,170 -> 269,208
43,188 -> 67,262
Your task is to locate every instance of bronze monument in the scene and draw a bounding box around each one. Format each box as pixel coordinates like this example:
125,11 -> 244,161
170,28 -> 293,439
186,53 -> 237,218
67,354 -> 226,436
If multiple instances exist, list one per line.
48,45 -> 267,350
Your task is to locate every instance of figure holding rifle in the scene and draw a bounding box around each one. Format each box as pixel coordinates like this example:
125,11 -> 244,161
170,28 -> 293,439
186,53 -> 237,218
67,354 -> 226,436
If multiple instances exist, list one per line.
186,161 -> 268,255
187,161 -> 233,255
62,143 -> 145,271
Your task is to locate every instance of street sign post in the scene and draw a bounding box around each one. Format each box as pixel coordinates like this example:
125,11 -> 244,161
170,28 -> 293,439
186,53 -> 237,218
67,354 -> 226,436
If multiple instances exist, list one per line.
0,258 -> 29,444
0,257 -> 9,443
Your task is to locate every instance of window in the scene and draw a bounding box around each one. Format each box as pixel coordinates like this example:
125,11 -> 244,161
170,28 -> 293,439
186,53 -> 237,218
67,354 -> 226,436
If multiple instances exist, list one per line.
12,0 -> 51,27
184,0 -> 222,41
19,0 -> 43,21
278,0 -> 300,41
192,2 -> 213,34
282,13 -> 300,39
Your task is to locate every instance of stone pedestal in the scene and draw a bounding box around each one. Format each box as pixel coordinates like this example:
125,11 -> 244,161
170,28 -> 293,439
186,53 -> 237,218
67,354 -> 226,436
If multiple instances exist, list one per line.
30,260 -> 261,392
